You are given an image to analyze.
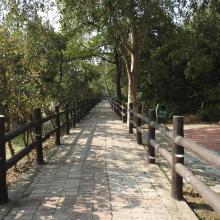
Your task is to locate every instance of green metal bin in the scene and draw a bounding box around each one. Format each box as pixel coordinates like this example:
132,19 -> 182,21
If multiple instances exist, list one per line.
156,104 -> 168,123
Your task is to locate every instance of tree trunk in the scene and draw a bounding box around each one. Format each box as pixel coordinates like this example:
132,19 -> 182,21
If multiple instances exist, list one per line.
125,0 -> 140,125
104,72 -> 111,96
114,47 -> 122,101
127,54 -> 138,125
126,24 -> 139,125
127,71 -> 137,107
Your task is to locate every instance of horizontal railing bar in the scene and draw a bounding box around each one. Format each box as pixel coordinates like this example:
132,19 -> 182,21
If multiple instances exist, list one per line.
42,128 -> 58,142
150,122 -> 172,139
42,113 -> 57,124
130,120 -> 137,128
5,122 -> 34,142
137,113 -> 150,123
175,136 -> 220,169
128,105 -> 171,138
6,141 -> 37,170
175,163 -> 220,214
129,109 -> 150,123
159,148 -> 173,166
150,139 -> 172,166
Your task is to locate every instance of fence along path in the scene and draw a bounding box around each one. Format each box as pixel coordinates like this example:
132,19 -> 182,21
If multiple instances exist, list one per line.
110,98 -> 220,214
0,98 -> 99,205
0,101 -> 197,220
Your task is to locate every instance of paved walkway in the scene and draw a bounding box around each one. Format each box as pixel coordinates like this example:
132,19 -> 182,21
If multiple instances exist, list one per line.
0,101 -> 197,220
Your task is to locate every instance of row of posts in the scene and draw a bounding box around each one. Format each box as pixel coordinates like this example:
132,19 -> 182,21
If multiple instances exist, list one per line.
35,99 -> 96,164
0,98 -> 98,204
111,100 -> 184,201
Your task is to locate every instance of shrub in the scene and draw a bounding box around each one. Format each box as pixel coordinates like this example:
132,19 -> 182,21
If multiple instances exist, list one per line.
201,104 -> 220,122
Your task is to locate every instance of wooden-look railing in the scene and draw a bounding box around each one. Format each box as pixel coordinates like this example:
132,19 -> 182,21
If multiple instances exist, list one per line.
109,98 -> 220,214
0,98 -> 101,204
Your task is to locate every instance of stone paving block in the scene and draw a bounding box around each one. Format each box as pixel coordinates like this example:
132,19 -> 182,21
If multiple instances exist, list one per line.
71,212 -> 93,220
10,208 -> 36,215
73,202 -> 93,213
92,211 -> 112,220
36,208 -> 56,215
93,201 -> 111,211
4,215 -> 34,220
32,215 -> 55,220
112,208 -> 132,219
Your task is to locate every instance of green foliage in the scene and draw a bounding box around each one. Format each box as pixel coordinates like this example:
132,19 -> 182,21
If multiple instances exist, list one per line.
201,104 -> 220,122
0,0 -> 101,134
1,0 -> 220,136
138,1 -> 220,119
6,135 -> 24,159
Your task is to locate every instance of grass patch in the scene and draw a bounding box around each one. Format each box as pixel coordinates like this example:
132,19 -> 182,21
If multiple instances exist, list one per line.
5,121 -> 55,160
6,135 -> 25,160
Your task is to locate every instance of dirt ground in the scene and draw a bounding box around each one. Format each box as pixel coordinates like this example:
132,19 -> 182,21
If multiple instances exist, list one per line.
183,187 -> 220,220
6,138 -> 54,187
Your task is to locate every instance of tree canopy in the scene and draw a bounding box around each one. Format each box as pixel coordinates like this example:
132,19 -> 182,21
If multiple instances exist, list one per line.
0,0 -> 220,127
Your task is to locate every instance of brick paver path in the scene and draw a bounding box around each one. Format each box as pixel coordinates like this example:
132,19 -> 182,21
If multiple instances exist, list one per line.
1,101 -> 197,220
185,125 -> 220,152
